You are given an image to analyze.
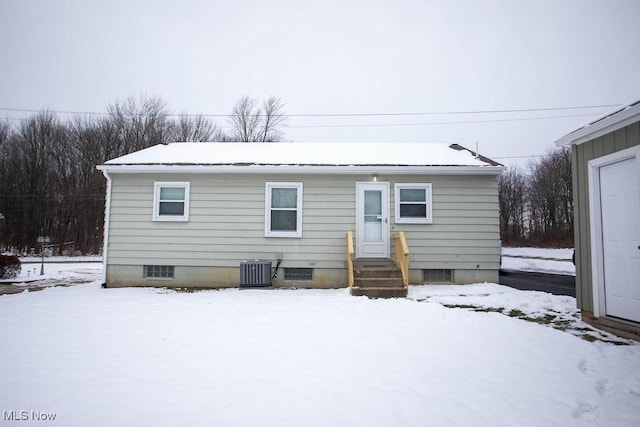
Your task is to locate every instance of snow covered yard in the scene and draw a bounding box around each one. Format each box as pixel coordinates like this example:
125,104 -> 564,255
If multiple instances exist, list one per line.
0,259 -> 102,295
1,282 -> 639,426
501,247 -> 575,276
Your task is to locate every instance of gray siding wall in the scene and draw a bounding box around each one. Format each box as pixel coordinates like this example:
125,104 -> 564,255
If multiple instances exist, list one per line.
105,172 -> 499,285
572,121 -> 640,311
392,175 -> 500,271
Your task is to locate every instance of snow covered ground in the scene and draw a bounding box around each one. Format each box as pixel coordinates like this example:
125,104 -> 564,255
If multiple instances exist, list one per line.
0,259 -> 102,294
13,259 -> 102,281
501,247 -> 575,276
1,278 -> 639,425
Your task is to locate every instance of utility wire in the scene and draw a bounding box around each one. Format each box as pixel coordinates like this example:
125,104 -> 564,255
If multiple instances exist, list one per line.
0,111 -> 611,128
283,112 -> 601,128
0,103 -> 620,118
492,154 -> 554,159
281,104 -> 619,117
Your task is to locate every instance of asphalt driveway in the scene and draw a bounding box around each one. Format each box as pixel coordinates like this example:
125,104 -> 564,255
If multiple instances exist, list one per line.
499,270 -> 575,297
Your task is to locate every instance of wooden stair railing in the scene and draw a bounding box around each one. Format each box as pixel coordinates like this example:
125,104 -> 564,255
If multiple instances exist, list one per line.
393,232 -> 410,289
346,231 -> 354,290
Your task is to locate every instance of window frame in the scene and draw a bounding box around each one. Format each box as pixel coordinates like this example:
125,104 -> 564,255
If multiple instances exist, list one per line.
153,181 -> 190,222
394,183 -> 433,224
265,182 -> 303,238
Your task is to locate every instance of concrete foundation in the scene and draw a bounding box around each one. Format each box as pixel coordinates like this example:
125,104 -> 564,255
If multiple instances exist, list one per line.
408,268 -> 499,285
105,265 -> 347,289
581,310 -> 640,341
106,265 -> 499,289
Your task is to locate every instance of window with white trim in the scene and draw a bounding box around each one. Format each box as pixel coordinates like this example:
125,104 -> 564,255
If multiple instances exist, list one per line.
153,182 -> 190,221
394,183 -> 432,224
265,182 -> 303,237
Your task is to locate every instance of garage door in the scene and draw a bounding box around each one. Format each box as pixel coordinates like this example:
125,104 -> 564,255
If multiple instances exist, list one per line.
600,157 -> 640,322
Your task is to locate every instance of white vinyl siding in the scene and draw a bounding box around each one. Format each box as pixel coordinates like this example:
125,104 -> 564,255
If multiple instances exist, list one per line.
105,173 -> 499,272
395,183 -> 432,224
153,182 -> 190,221
265,182 -> 303,238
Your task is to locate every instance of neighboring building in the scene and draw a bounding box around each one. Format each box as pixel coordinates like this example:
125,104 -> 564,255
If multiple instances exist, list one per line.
556,101 -> 640,339
97,142 -> 503,291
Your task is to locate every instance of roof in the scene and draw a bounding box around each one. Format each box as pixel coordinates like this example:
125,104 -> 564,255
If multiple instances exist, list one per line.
555,100 -> 640,147
99,142 -> 503,175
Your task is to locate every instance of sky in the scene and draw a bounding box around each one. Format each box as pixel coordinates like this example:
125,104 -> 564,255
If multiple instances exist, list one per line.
1,0 -> 640,167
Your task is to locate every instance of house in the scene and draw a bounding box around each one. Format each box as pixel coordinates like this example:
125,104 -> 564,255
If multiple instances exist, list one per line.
556,100 -> 640,339
97,142 -> 503,294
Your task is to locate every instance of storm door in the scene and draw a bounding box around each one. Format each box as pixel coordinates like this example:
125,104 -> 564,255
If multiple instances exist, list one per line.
356,182 -> 390,258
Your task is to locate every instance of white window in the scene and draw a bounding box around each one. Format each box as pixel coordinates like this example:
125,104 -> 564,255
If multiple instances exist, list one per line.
265,182 -> 303,237
153,182 -> 190,222
394,183 -> 432,224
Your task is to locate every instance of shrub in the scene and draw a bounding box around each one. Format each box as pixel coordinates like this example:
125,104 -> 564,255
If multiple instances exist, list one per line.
0,255 -> 21,279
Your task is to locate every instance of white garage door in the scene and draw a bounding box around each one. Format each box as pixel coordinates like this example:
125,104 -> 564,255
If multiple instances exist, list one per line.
599,157 -> 640,322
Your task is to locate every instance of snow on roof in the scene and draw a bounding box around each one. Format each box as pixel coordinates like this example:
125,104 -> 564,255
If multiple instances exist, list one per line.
555,99 -> 640,146
103,142 -> 496,167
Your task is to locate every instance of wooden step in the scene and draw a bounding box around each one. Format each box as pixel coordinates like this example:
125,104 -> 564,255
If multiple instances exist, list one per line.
354,277 -> 404,288
353,259 -> 395,268
350,261 -> 406,298
354,266 -> 403,279
350,286 -> 408,298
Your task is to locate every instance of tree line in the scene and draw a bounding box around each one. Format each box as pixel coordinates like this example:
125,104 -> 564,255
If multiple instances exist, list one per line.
499,147 -> 573,247
0,92 -> 574,255
0,94 -> 285,254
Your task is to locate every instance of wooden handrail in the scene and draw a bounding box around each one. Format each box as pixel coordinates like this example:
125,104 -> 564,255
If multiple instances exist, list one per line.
346,231 -> 354,288
393,232 -> 410,288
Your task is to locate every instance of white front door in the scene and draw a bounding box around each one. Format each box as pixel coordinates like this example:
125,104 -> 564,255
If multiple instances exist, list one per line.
356,182 -> 390,258
600,157 -> 640,322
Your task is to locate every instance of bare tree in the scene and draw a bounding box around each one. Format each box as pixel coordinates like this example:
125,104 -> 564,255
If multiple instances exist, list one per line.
5,112 -> 68,251
0,121 -> 11,189
0,94 -> 289,254
498,166 -> 528,244
170,114 -> 222,142
259,96 -> 285,142
528,147 -> 573,246
499,147 -> 573,247
0,120 -> 14,251
229,96 -> 285,142
67,116 -> 110,252
107,94 -> 172,152
498,147 -> 574,247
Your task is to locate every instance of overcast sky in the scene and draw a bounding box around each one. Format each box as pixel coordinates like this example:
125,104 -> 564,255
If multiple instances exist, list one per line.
2,0 -> 640,166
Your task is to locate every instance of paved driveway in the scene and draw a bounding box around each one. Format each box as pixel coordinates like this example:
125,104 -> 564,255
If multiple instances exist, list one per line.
499,270 -> 575,297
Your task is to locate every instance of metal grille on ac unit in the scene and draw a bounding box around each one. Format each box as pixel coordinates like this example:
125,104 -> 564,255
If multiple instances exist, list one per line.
240,260 -> 272,287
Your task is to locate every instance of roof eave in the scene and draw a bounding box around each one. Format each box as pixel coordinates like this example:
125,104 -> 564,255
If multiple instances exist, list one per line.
555,102 -> 640,147
96,164 -> 505,175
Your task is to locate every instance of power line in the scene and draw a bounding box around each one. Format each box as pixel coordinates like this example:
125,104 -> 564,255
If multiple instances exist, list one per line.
0,107 -> 109,116
283,112 -> 601,128
0,103 -> 620,118
0,111 -> 610,129
492,154 -> 554,159
281,104 -> 619,117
